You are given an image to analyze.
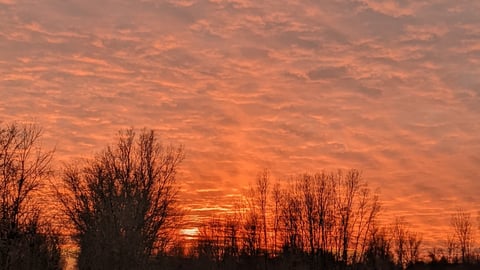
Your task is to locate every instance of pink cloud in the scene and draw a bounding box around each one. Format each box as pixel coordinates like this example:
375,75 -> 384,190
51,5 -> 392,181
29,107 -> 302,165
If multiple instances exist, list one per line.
1,0 -> 480,247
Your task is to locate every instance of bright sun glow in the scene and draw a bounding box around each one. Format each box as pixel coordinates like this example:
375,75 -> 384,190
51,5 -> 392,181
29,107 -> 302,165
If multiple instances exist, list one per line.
180,228 -> 199,238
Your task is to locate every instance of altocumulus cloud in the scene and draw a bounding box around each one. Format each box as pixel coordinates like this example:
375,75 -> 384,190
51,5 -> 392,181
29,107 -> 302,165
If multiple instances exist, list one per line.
1,0 -> 480,245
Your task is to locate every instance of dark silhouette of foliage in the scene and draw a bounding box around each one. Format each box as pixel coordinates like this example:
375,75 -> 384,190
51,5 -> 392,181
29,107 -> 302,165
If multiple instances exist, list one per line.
57,128 -> 184,270
450,209 -> 474,264
187,169 -> 387,270
4,122 -> 480,270
0,122 -> 62,270
392,218 -> 423,269
363,226 -> 395,270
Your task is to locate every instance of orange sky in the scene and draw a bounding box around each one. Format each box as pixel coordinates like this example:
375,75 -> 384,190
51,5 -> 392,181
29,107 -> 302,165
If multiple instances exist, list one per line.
1,0 -> 480,249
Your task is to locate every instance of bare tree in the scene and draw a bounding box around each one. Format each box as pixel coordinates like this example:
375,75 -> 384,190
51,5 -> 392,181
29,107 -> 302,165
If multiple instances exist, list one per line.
392,218 -> 423,268
0,122 -> 61,270
337,170 -> 361,264
196,218 -> 223,265
268,170 -> 379,267
223,212 -> 241,260
256,169 -> 269,270
185,169 -> 381,269
272,182 -> 281,255
363,225 -> 394,269
256,169 -> 269,254
57,128 -> 184,270
405,230 -> 422,267
392,218 -> 408,268
242,201 -> 261,258
299,174 -> 317,259
350,179 -> 380,266
451,209 -> 474,263
446,235 -> 457,262
280,184 -> 303,253
337,169 -> 379,265
315,172 -> 337,265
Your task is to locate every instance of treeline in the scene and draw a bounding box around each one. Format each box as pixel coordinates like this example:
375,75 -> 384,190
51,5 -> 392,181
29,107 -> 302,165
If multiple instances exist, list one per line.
185,176 -> 480,270
185,170 -> 421,270
0,122 -> 479,270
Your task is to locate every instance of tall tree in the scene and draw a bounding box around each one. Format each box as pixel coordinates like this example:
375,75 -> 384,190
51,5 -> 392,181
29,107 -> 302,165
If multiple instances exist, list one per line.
58,129 -> 184,270
256,170 -> 269,270
256,170 -> 269,251
315,172 -> 337,266
280,184 -> 303,253
363,225 -> 395,270
450,209 -> 474,263
242,200 -> 261,259
272,183 -> 281,255
392,218 -> 408,269
392,218 -> 422,269
0,122 -> 61,270
299,174 -> 316,259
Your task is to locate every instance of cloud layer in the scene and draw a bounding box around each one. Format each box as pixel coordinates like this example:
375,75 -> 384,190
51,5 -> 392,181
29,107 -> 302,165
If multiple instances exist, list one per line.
1,0 -> 480,247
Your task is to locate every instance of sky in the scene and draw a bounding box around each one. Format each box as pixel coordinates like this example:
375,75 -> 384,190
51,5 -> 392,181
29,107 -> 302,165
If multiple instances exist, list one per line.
1,0 -> 480,248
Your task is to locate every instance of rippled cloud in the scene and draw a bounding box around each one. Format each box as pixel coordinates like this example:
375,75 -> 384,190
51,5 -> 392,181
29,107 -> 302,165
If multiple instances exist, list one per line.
1,0 -> 480,245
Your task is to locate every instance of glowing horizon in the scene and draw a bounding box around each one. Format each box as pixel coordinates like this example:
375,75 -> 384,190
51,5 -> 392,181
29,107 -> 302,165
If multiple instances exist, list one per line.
1,0 -> 480,249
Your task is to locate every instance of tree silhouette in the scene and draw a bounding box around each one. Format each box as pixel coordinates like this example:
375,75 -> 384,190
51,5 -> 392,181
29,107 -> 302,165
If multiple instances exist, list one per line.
363,226 -> 395,270
272,182 -> 281,255
256,169 -> 269,270
57,129 -> 184,270
4,122 -> 479,269
450,209 -> 474,264
0,122 -> 62,270
392,218 -> 422,269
